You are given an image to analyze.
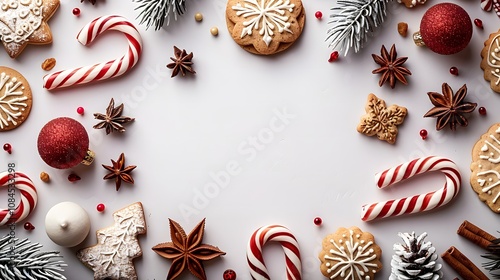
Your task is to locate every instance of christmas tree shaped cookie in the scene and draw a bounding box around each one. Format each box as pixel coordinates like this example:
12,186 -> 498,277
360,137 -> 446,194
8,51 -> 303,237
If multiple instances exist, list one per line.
77,202 -> 146,280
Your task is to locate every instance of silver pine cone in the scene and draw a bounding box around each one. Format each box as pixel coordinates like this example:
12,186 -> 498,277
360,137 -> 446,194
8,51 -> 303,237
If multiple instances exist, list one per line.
390,232 -> 443,280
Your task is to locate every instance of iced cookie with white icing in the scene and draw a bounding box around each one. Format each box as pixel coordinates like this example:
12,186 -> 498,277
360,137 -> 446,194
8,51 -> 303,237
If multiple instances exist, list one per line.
471,123 -> 500,213
0,67 -> 32,132
225,0 -> 305,55
319,226 -> 382,280
0,0 -> 60,58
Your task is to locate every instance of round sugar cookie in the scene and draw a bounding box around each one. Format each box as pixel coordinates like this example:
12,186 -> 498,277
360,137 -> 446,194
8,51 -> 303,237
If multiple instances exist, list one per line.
226,0 -> 306,55
0,67 -> 33,132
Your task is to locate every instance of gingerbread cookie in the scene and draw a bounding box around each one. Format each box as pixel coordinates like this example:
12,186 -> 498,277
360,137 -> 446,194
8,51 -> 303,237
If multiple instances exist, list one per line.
481,30 -> 500,93
0,0 -> 60,58
357,93 -> 407,144
0,67 -> 32,132
226,0 -> 305,55
397,0 -> 427,8
470,123 -> 500,213
77,202 -> 146,280
319,226 -> 382,280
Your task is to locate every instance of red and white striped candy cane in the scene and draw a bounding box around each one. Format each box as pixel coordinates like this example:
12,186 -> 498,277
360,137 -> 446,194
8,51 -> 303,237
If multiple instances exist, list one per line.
43,15 -> 142,90
0,171 -> 37,226
361,156 -> 461,222
247,225 -> 302,280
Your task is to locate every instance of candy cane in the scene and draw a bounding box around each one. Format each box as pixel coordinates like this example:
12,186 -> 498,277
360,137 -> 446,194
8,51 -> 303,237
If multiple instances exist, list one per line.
361,156 -> 461,221
247,225 -> 302,280
43,15 -> 142,90
0,171 -> 37,226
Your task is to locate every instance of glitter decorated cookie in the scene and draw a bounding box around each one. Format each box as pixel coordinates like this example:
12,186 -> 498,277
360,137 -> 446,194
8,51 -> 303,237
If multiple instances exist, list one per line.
225,0 -> 305,55
319,226 -> 382,280
0,67 -> 33,132
0,0 -> 60,58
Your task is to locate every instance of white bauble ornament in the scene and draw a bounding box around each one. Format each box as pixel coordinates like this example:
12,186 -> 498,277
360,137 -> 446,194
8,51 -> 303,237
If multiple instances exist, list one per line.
45,201 -> 90,247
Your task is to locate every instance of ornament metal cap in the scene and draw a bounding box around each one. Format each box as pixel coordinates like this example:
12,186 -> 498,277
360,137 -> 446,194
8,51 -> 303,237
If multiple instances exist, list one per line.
412,31 -> 425,47
81,150 -> 95,166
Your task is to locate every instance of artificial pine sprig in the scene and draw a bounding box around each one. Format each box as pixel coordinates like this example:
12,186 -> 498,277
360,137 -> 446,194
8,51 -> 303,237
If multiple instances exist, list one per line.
0,235 -> 67,279
326,0 -> 390,56
134,0 -> 187,31
483,237 -> 500,278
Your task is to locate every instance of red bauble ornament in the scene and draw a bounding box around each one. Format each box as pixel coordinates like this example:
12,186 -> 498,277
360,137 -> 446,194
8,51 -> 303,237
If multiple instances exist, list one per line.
415,3 -> 472,55
37,117 -> 94,169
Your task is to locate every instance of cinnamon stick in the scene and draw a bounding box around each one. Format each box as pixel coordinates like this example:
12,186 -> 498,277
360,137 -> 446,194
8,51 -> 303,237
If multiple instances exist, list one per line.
457,220 -> 496,250
441,246 -> 489,280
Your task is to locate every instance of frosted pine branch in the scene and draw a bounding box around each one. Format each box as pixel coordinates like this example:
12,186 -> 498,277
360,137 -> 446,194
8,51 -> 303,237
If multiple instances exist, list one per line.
326,0 -> 390,56
0,235 -> 67,280
134,0 -> 187,31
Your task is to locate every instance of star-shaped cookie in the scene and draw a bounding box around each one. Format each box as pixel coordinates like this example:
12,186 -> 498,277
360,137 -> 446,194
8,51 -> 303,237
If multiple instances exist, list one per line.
152,218 -> 225,280
0,0 -> 60,58
357,93 -> 407,144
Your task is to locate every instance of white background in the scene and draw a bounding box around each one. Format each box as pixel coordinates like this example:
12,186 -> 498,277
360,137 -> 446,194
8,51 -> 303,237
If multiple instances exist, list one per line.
1,0 -> 500,279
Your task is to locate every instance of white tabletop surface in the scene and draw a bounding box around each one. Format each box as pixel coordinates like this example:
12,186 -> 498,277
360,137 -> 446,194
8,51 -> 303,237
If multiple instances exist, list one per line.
1,0 -> 500,279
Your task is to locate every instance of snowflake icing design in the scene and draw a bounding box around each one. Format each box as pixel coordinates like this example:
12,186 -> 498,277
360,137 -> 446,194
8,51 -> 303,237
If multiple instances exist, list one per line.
324,230 -> 378,279
0,72 -> 27,129
232,0 -> 295,46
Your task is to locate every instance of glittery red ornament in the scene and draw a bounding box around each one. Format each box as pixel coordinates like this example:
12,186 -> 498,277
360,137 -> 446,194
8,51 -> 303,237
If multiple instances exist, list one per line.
415,3 -> 472,55
37,117 -> 94,169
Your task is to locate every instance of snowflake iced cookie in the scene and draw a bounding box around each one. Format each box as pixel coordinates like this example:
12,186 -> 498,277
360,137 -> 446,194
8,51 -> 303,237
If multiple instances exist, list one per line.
0,0 -> 60,58
470,123 -> 500,213
319,226 -> 382,280
481,29 -> 500,93
76,202 -> 146,280
0,67 -> 32,132
225,0 -> 305,55
357,93 -> 407,144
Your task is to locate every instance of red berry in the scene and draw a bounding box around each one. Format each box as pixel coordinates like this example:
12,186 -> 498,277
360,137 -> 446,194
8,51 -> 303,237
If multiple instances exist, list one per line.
96,203 -> 105,212
474,18 -> 483,29
76,107 -> 84,115
479,107 -> 487,115
68,173 -> 81,182
314,217 -> 322,226
72,8 -> 80,16
328,51 -> 339,62
223,269 -> 237,280
419,129 -> 428,140
24,222 -> 35,231
449,67 -> 458,76
3,143 -> 12,154
315,11 -> 323,19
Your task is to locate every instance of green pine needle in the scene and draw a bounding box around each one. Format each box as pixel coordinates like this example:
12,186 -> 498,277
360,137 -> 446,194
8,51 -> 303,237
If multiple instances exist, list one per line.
326,0 -> 390,56
134,0 -> 187,31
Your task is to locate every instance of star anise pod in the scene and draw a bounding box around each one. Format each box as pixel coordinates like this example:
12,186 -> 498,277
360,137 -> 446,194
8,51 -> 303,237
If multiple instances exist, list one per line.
102,153 -> 137,191
93,98 -> 135,134
372,44 -> 412,88
424,83 -> 477,131
167,46 -> 196,78
152,218 -> 225,280
81,0 -> 97,4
